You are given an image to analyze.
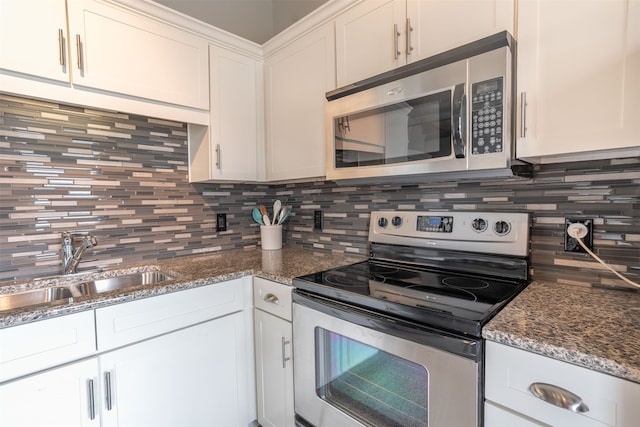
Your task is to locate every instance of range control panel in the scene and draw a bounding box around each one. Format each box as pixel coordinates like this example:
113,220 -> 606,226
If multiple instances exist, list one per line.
370,211 -> 530,257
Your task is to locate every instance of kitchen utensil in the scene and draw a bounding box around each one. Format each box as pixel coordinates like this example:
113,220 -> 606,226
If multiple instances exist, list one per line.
259,205 -> 268,217
276,208 -> 286,225
272,200 -> 282,223
279,208 -> 291,224
263,214 -> 271,226
252,208 -> 264,225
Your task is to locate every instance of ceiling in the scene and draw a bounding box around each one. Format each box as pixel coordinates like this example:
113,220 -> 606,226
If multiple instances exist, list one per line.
154,0 -> 329,44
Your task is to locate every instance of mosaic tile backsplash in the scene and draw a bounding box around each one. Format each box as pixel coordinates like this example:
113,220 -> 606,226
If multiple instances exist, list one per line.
1,94 -> 639,289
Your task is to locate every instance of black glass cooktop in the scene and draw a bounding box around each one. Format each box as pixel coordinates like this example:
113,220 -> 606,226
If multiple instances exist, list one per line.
293,260 -> 528,337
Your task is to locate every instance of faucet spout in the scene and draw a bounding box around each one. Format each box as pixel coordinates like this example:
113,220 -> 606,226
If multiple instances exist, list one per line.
62,232 -> 98,275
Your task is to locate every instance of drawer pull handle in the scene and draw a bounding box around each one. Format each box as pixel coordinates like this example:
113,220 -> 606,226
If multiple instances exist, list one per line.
264,293 -> 279,304
529,382 -> 589,413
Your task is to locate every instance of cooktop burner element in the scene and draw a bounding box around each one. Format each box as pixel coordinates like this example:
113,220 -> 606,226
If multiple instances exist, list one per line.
294,211 -> 531,337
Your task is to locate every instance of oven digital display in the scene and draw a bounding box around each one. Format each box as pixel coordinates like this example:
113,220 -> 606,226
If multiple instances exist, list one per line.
417,215 -> 453,232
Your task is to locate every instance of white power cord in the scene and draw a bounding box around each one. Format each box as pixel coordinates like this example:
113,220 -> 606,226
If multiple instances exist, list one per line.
568,224 -> 640,289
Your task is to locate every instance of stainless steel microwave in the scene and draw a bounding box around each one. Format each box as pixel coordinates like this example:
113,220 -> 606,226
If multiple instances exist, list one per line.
325,32 -> 531,183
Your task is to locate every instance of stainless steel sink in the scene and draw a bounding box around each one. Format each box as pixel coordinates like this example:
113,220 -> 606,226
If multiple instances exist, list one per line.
78,271 -> 174,295
0,271 -> 175,311
0,286 -> 75,311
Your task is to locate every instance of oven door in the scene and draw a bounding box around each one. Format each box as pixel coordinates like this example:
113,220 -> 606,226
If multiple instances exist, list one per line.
293,291 -> 481,427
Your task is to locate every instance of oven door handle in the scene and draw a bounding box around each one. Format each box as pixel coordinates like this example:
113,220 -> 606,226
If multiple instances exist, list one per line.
293,290 -> 480,361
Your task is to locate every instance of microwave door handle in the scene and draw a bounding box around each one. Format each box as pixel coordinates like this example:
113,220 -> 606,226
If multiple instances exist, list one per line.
452,83 -> 466,158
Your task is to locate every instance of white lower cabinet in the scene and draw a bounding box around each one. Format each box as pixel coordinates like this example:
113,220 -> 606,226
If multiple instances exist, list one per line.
253,277 -> 294,427
485,341 -> 640,427
100,313 -> 249,427
0,358 -> 100,427
0,278 -> 255,427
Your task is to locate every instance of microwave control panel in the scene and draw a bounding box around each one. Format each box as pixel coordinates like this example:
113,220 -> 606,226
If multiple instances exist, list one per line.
471,77 -> 503,155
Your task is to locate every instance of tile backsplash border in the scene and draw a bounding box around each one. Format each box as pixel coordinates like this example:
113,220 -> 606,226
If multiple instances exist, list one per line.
1,94 -> 639,288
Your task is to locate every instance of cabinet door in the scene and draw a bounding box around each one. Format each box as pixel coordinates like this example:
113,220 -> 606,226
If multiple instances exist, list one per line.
516,0 -> 640,162
0,358 -> 100,427
66,0 -> 209,110
406,0 -> 514,61
100,313 -> 251,427
254,309 -> 294,427
264,23 -> 335,181
0,0 -> 69,82
335,0 -> 407,87
208,45 -> 260,181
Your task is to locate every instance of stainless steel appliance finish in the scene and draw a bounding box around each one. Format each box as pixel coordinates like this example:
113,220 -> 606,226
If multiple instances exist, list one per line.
292,211 -> 530,427
325,32 -> 531,183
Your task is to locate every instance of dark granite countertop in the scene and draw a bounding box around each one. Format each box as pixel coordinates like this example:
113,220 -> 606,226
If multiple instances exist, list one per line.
0,246 -> 365,329
483,280 -> 640,384
4,253 -> 638,385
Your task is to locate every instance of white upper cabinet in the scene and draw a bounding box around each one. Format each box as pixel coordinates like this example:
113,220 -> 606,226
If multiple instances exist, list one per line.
264,22 -> 335,181
200,45 -> 261,181
0,0 -> 209,114
66,0 -> 209,110
0,0 -> 70,83
335,0 -> 406,87
335,0 -> 514,87
407,0 -> 514,61
516,0 -> 640,162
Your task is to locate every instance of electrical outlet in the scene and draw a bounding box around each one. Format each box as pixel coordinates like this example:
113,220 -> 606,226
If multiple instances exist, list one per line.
216,213 -> 227,232
564,218 -> 593,252
314,210 -> 323,230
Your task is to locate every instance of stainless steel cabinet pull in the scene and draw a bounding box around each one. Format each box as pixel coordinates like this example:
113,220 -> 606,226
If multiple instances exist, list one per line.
76,34 -> 84,71
58,29 -> 66,66
87,379 -> 96,420
393,24 -> 401,60
215,144 -> 221,170
264,293 -> 279,304
529,382 -> 589,413
520,92 -> 527,138
406,18 -> 413,57
105,371 -> 113,411
281,337 -> 291,368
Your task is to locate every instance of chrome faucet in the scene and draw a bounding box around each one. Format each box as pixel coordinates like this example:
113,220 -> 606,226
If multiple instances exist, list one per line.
62,232 -> 98,275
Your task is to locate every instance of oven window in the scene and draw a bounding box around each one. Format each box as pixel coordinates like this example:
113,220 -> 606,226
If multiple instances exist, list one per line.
334,90 -> 452,169
315,328 -> 429,426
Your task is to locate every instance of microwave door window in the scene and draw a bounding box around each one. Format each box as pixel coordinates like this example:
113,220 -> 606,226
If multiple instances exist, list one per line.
334,91 -> 453,169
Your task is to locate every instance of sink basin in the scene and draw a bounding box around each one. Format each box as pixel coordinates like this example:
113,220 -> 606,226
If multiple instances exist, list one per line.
0,287 -> 75,311
0,271 -> 175,312
78,271 -> 174,295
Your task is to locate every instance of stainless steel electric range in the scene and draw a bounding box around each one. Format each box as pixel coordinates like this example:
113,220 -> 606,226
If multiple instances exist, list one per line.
292,211 -> 530,427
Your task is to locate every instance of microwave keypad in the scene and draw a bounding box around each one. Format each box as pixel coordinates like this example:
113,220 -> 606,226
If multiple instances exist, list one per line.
471,77 -> 503,155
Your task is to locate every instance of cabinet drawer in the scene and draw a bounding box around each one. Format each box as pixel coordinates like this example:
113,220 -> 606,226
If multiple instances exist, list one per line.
0,310 -> 96,382
485,341 -> 640,427
253,277 -> 292,321
96,279 -> 244,351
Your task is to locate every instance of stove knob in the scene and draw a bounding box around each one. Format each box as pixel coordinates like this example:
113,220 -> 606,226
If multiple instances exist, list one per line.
391,216 -> 403,227
494,220 -> 511,236
471,218 -> 487,232
378,217 -> 388,228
